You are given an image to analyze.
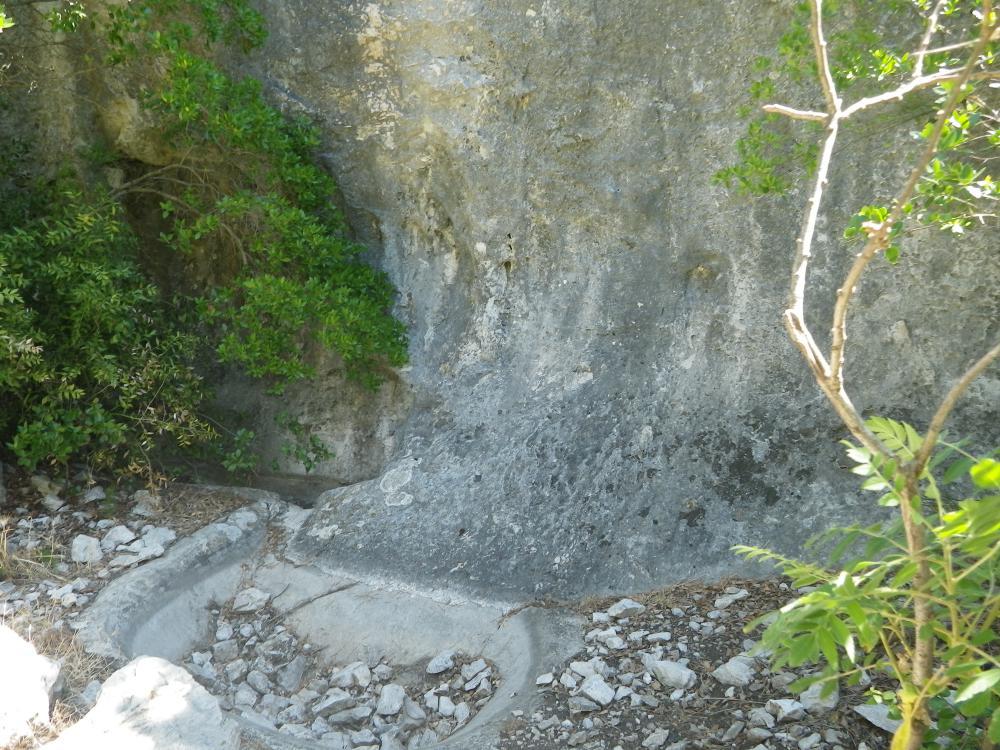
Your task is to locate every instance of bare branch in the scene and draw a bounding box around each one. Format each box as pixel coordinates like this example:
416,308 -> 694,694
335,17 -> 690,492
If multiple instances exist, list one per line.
761,104 -> 828,122
841,69 -> 1000,120
912,341 -> 1000,476
913,0 -> 948,79
827,10 -> 997,399
810,0 -> 841,115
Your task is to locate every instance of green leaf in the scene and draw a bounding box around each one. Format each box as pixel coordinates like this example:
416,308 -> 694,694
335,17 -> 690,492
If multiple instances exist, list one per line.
955,669 -> 1000,704
971,459 -> 1000,489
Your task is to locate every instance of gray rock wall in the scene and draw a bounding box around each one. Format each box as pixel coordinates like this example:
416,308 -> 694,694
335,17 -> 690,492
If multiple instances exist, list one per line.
243,0 -> 999,598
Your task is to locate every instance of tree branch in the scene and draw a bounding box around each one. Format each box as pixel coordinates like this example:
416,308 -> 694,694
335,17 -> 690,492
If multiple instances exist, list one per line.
761,104 -> 828,122
841,69 -> 1000,120
827,10 -> 997,400
810,0 -> 841,116
912,341 -> 1000,476
913,0 -> 948,79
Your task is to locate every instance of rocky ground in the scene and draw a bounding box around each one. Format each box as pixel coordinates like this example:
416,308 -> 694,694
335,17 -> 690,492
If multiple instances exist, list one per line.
498,586 -> 894,750
0,464 -> 899,750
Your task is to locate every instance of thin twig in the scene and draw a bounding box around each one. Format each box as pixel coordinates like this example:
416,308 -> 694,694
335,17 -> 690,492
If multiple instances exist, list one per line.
912,341 -> 1000,476
913,0 -> 949,79
827,11 -> 996,400
761,104 -> 827,122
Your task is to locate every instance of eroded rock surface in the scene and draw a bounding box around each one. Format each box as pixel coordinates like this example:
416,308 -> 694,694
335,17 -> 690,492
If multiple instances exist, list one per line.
233,0 -> 998,598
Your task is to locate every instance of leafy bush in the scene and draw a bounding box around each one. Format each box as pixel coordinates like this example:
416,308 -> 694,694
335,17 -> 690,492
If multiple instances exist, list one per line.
0,0 -> 408,474
738,418 -> 1000,748
722,2 -> 999,748
0,190 -> 214,477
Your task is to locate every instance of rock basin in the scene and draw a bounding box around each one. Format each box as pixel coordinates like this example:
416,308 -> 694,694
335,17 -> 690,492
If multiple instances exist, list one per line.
75,500 -> 583,749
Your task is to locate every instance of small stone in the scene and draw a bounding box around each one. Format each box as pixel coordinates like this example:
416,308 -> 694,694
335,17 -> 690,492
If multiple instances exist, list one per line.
232,588 -> 271,612
426,650 -> 455,674
246,670 -> 271,694
278,655 -> 309,693
535,672 -> 554,686
568,696 -> 599,713
800,680 -> 839,714
721,721 -> 745,741
713,589 -> 749,609
100,525 -> 135,552
579,674 -> 615,706
276,701 -> 307,724
319,732 -> 351,749
70,535 -> 102,564
607,598 -> 646,618
330,661 -> 371,688
376,683 -> 406,716
216,623 -> 234,641
798,733 -> 822,750
461,659 -> 488,681
748,707 -> 775,729
853,703 -> 903,733
234,683 -> 259,708
453,701 -> 470,724
646,632 -> 671,643
437,695 -> 455,717
559,672 -> 578,689
648,659 -> 697,689
711,656 -> 754,687
327,706 -> 372,726
313,688 -> 354,716
224,659 -> 248,683
642,728 -> 671,748
212,640 -> 239,663
766,698 -> 806,723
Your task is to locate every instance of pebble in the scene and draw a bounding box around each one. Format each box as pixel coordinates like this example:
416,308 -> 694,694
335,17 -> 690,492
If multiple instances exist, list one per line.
426,650 -> 455,674
232,587 -> 271,612
607,598 -> 646,618
70,534 -> 102,564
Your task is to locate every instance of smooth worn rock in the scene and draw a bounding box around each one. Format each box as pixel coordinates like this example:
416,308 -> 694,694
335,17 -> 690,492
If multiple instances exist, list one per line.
43,656 -> 239,750
260,0 -> 997,603
0,625 -> 61,746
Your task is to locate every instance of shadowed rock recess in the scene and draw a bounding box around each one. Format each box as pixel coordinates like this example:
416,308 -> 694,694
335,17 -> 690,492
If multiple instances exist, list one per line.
232,0 -> 998,599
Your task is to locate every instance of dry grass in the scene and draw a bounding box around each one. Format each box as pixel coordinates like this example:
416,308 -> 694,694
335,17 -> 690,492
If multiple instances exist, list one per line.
0,517 -> 68,586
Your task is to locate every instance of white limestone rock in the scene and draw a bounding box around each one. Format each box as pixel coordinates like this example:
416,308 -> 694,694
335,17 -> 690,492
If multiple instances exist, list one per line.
42,656 -> 239,750
711,655 -> 755,687
70,534 -> 102,564
0,624 -> 61,746
606,598 -> 646,618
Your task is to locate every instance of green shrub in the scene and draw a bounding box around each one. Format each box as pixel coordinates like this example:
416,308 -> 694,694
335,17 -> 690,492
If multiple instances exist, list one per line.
0,190 -> 214,477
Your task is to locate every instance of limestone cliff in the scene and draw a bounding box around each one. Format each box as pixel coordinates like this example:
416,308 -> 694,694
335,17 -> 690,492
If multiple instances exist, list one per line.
13,0 -> 999,597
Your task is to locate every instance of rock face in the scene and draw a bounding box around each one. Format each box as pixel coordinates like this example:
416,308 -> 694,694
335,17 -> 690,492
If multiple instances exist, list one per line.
236,0 -> 999,598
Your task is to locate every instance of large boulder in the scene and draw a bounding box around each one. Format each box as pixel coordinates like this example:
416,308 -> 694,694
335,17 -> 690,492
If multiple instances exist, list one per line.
43,656 -> 240,750
0,624 -> 61,746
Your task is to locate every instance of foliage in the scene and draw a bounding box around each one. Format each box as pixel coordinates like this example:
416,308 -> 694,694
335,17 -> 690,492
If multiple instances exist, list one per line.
737,418 -> 1000,747
722,2 -> 999,748
0,190 -> 215,478
0,0 -> 408,474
